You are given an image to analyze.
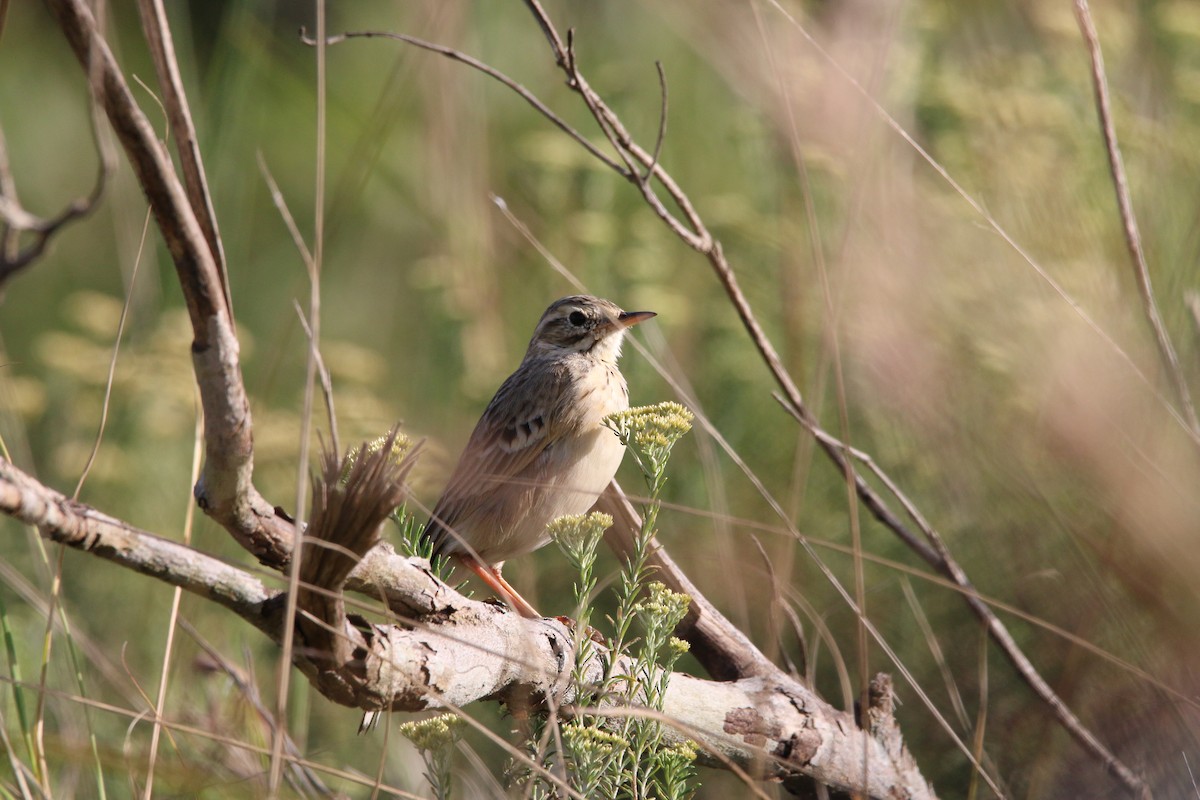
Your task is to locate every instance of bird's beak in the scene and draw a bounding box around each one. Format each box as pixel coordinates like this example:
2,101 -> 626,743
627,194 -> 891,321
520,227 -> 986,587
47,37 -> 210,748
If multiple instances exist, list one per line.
617,310 -> 656,328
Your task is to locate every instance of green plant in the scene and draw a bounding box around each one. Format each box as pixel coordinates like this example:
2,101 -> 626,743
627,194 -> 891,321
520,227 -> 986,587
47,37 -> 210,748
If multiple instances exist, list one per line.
519,401 -> 698,800
398,713 -> 462,800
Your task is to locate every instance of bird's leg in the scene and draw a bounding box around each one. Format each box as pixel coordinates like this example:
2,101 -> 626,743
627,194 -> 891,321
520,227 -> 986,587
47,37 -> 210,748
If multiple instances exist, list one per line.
455,553 -> 541,619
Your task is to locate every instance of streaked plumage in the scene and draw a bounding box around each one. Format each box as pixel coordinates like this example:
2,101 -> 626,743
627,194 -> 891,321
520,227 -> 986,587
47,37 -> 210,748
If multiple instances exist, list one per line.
421,295 -> 654,616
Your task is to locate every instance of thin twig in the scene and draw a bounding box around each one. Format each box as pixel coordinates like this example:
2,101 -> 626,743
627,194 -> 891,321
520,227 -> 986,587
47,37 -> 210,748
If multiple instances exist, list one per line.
135,0 -> 231,319
0,0 -> 111,288
0,127 -> 106,288
1073,0 -> 1198,439
0,0 -> 113,288
300,28 -> 628,176
639,61 -> 668,186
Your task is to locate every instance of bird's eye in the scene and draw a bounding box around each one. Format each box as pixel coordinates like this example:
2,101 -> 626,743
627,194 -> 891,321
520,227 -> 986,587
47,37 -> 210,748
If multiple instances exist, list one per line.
568,310 -> 587,326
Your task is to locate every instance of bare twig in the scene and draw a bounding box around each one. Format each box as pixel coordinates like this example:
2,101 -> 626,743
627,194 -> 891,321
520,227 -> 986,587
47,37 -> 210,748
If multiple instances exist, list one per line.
0,126 -> 105,289
1073,0 -> 1198,439
640,61 -> 668,186
300,28 -> 628,176
2,0 -> 112,290
135,0 -> 231,319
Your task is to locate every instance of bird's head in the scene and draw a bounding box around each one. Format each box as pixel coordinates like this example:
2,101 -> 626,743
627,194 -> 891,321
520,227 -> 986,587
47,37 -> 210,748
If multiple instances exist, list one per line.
526,295 -> 655,362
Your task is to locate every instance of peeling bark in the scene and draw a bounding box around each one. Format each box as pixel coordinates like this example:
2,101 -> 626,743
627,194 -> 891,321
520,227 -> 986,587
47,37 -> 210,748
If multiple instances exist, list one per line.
1,457 -> 937,799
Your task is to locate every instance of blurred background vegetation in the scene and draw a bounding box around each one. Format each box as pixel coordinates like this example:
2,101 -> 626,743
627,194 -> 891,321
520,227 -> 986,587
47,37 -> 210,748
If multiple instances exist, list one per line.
2,0 -> 1199,797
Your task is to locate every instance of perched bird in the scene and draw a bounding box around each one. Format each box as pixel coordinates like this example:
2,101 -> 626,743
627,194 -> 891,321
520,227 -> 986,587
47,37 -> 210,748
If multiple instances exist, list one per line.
422,295 -> 655,617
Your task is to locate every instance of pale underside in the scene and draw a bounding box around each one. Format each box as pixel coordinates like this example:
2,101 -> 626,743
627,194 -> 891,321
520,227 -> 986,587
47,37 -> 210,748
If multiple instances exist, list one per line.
425,351 -> 628,565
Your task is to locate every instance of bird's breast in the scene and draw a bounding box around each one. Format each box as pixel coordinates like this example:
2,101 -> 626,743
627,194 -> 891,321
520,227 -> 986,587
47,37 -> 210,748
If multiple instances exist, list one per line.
484,360 -> 629,562
571,361 -> 629,427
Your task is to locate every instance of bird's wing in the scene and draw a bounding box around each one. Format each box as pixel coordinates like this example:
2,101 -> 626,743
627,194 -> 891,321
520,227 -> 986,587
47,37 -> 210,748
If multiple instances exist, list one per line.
422,361 -> 576,557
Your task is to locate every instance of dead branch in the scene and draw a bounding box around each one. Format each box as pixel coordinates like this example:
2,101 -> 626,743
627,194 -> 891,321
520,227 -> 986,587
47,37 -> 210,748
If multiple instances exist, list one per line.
134,0 -> 230,304
301,2 -> 1154,795
44,0 -> 293,565
0,124 -> 104,291
0,456 -> 937,799
40,0 -> 821,712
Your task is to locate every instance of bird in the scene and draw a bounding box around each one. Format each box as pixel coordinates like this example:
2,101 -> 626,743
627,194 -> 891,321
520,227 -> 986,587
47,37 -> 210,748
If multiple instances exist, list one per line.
421,295 -> 655,618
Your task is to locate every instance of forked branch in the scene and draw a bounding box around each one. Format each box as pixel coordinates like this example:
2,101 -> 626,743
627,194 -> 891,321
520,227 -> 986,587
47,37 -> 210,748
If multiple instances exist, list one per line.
0,119 -> 106,290
0,455 -> 937,799
45,0 -> 292,564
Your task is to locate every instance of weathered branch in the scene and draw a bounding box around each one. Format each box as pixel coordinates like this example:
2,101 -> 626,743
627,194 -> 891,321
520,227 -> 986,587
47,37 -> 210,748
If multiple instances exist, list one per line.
0,123 -> 104,291
0,457 -> 936,799
0,457 -> 271,633
44,0 -> 292,564
135,0 -> 229,299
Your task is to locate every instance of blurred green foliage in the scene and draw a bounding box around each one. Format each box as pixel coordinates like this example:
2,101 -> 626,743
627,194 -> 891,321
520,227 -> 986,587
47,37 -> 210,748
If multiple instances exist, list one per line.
2,0 -> 1199,796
